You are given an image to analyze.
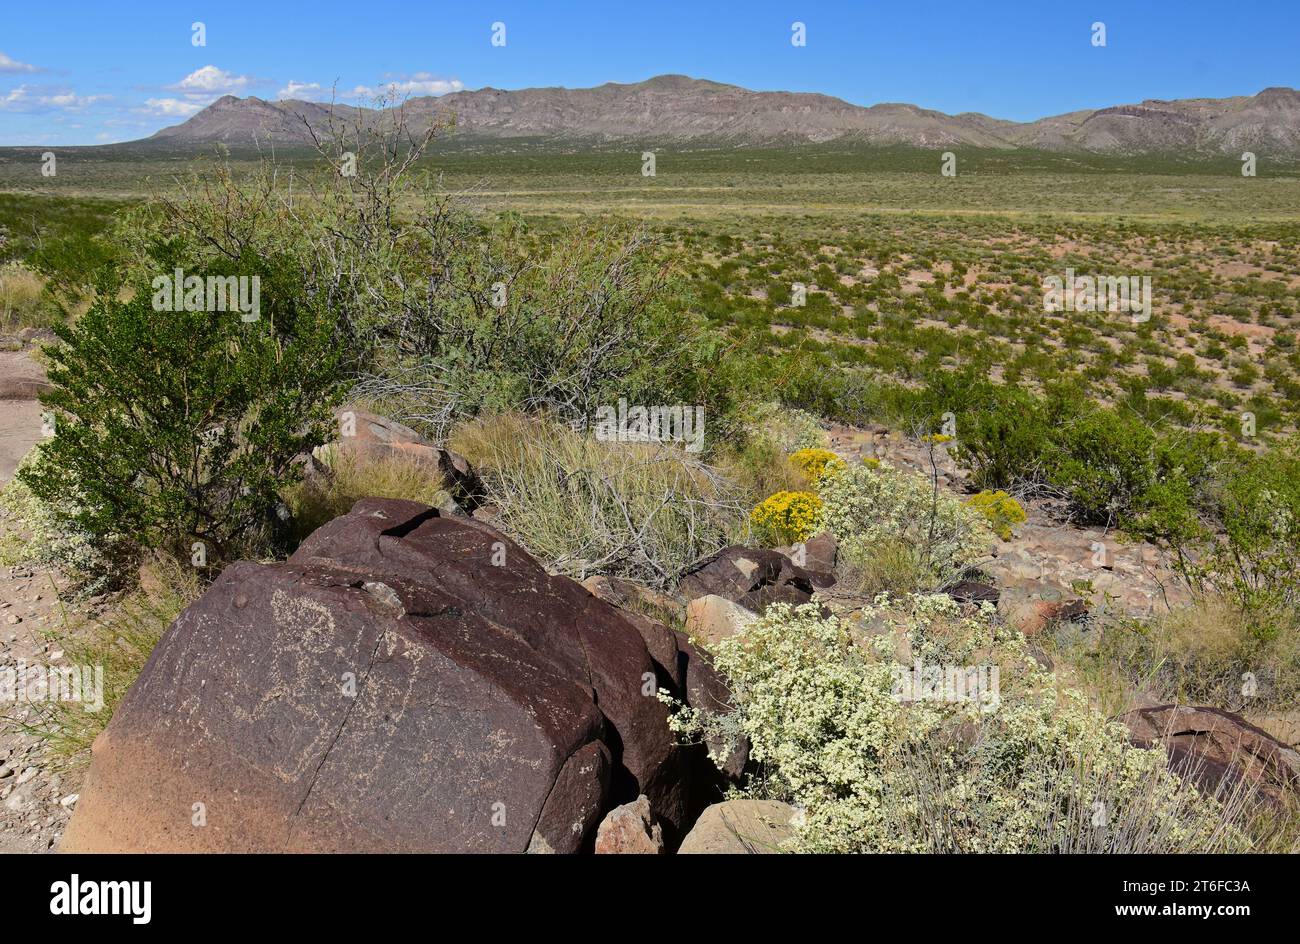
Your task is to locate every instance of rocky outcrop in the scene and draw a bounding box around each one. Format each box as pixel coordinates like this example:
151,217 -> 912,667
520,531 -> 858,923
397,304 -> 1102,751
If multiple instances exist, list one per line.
1118,705 -> 1300,809
677,800 -> 798,854
775,531 -> 838,572
62,498 -> 732,853
678,546 -> 834,614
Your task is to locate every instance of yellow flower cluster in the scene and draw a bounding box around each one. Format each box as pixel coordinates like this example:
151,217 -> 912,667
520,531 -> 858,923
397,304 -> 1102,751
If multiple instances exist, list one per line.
750,490 -> 823,545
789,447 -> 845,482
964,489 -> 1027,541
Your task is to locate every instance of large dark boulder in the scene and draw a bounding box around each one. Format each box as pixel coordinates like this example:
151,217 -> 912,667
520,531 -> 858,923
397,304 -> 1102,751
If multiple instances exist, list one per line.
677,545 -> 834,614
62,499 -> 727,852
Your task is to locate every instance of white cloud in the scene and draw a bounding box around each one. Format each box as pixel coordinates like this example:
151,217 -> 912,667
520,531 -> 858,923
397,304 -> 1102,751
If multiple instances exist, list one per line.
277,80 -> 327,101
0,51 -> 39,73
0,85 -> 110,112
348,73 -> 463,100
169,65 -> 255,96
143,97 -> 207,117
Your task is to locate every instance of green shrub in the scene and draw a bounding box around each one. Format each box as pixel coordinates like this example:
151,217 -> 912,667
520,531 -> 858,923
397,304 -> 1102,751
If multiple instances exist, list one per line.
21,252 -> 345,574
1042,410 -> 1157,524
1127,440 -> 1300,633
0,444 -> 123,594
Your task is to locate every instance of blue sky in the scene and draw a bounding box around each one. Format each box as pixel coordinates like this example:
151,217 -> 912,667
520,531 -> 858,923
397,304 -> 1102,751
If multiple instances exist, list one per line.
1,0 -> 1297,145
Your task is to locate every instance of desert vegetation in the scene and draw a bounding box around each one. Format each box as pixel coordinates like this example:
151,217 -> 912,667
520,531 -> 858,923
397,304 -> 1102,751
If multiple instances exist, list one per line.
2,103 -> 1298,855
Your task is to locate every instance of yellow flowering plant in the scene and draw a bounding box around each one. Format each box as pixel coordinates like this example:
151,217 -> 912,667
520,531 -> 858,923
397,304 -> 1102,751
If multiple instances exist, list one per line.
750,490 -> 823,545
965,489 -> 1028,541
789,447 -> 846,482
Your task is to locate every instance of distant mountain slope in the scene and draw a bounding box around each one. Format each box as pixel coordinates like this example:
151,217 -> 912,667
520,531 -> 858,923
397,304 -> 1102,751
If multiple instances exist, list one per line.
140,75 -> 1300,158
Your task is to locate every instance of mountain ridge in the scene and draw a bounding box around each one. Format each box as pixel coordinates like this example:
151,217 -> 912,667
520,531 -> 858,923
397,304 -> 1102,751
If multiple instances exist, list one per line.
141,75 -> 1300,157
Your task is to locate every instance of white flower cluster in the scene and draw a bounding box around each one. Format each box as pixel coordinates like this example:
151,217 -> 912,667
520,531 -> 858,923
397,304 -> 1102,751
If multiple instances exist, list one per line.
666,595 -> 1245,853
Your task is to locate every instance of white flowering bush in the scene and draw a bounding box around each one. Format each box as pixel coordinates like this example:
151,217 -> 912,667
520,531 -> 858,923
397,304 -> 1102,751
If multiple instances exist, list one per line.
747,402 -> 826,453
815,461 -> 989,588
666,595 -> 1250,853
0,444 -> 124,594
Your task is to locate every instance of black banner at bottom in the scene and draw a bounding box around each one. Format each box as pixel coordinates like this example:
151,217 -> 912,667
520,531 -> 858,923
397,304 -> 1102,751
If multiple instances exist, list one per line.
0,852 -> 1281,930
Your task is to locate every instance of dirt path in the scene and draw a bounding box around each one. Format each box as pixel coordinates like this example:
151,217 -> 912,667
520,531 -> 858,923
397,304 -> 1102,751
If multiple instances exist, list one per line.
0,348 -> 82,853
0,350 -> 47,483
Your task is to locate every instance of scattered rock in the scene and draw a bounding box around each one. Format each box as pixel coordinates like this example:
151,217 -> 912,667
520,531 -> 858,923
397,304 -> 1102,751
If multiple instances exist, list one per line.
678,545 -> 834,614
580,574 -> 685,624
323,408 -> 485,511
776,531 -> 838,572
1004,596 -> 1087,637
678,800 -> 798,854
1118,705 -> 1300,808
946,580 -> 1000,606
593,795 -> 663,854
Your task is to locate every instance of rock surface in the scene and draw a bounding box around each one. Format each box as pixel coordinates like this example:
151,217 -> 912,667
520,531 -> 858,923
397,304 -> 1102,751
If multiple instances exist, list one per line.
62,498 -> 724,852
678,799 -> 798,854
678,545 -> 834,614
684,594 -> 756,650
593,795 -> 663,854
1118,704 -> 1300,808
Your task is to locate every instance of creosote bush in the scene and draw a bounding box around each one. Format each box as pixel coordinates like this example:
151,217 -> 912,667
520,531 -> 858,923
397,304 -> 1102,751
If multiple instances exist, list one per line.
21,252 -> 344,571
